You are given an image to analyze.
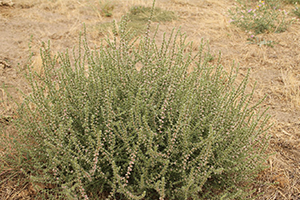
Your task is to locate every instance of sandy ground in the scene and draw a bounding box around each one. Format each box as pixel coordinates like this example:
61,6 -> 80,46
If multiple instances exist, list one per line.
0,0 -> 300,199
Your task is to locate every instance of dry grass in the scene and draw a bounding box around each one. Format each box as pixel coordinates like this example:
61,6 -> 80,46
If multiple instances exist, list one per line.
1,0 -> 300,199
280,69 -> 300,109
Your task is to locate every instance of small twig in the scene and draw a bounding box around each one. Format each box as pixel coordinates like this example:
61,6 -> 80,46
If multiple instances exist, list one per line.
281,129 -> 291,136
0,60 -> 11,68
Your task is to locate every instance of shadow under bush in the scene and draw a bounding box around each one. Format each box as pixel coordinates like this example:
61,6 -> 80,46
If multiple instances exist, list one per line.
9,10 -> 271,200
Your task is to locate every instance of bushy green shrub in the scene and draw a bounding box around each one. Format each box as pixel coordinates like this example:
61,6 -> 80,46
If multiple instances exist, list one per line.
292,2 -> 300,17
229,0 -> 293,34
5,3 -> 270,200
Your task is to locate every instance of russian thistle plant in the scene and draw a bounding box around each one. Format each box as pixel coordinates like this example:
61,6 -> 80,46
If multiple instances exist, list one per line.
6,1 -> 270,199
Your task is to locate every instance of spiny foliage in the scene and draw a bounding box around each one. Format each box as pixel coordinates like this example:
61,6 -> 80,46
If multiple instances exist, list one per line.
3,1 -> 270,199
